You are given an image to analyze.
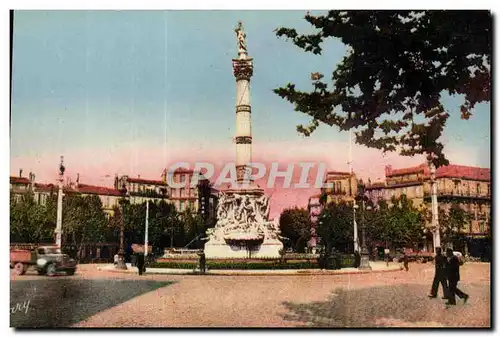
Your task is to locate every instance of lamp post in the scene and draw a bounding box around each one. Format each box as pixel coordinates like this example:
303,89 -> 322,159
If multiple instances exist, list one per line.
116,183 -> 128,270
55,156 -> 65,248
353,199 -> 359,253
428,154 -> 440,253
355,184 -> 372,270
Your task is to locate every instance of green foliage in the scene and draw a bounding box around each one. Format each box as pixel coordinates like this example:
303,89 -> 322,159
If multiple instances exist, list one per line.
438,202 -> 471,245
370,195 -> 424,248
279,207 -> 312,252
109,199 -> 207,251
110,199 -> 181,252
274,11 -> 491,167
10,192 -> 111,250
62,194 -> 109,246
317,201 -> 354,252
151,260 -> 319,270
150,256 -> 356,270
317,196 -> 426,252
10,192 -> 55,244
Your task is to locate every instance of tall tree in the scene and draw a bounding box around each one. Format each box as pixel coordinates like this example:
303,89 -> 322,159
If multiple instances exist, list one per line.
62,194 -> 108,251
317,201 -> 353,253
111,200 -> 182,253
370,196 -> 425,249
274,11 -> 491,167
438,202 -> 471,247
279,207 -> 312,253
10,192 -> 54,244
179,208 -> 205,249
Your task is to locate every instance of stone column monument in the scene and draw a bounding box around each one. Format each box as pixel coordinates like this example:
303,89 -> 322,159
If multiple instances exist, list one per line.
203,22 -> 283,258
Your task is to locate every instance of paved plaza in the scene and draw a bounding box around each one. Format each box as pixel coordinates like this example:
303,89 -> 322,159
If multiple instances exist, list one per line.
10,262 -> 490,328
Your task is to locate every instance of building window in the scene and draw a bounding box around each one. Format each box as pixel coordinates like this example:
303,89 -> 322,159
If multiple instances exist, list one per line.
480,222 -> 485,233
336,182 -> 342,194
476,183 -> 481,195
180,188 -> 184,198
180,200 -> 185,212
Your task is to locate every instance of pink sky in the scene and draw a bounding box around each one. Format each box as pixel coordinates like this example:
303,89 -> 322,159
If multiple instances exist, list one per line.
11,138 -> 485,219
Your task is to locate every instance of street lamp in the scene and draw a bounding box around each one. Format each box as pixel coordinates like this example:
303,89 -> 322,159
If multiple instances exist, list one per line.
355,184 -> 372,270
55,156 -> 65,248
353,200 -> 359,253
116,182 -> 128,270
428,154 -> 440,253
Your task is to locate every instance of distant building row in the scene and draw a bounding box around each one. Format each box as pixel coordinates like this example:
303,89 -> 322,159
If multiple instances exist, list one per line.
308,162 -> 491,252
10,168 -> 219,220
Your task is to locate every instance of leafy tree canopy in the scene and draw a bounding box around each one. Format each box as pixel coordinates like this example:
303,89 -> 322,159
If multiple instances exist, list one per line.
10,192 -> 55,244
275,10 -> 491,167
317,201 -> 353,252
279,207 -> 312,252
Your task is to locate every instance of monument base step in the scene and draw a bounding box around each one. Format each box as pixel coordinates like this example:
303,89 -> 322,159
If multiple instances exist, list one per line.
204,240 -> 283,259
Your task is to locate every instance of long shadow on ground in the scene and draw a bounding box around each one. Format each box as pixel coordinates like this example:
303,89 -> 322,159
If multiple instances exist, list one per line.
281,283 -> 490,328
10,279 -> 173,328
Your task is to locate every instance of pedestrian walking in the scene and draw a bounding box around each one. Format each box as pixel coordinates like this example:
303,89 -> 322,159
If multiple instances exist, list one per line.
384,248 -> 390,267
354,250 -> 361,268
403,251 -> 409,272
318,248 -> 327,270
198,251 -> 206,274
445,248 -> 469,306
136,253 -> 145,276
428,247 -> 448,299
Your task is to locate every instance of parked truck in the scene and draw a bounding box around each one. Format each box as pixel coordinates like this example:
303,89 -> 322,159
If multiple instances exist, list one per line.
10,246 -> 77,276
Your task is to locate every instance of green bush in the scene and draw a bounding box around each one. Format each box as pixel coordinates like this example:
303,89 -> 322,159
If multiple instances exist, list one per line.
149,256 -> 355,270
150,260 -> 320,270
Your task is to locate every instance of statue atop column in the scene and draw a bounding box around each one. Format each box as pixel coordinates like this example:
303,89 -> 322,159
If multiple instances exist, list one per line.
235,21 -> 247,55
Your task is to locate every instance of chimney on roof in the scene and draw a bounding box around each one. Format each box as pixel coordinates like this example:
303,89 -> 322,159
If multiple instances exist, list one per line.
114,174 -> 119,189
384,165 -> 392,177
76,173 -> 80,184
19,169 -> 23,177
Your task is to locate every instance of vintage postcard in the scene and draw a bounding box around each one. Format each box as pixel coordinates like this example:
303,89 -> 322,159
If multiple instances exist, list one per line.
8,9 -> 491,329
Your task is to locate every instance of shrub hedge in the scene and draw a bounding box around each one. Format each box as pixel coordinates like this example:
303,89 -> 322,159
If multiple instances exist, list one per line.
150,254 -> 355,270
150,260 -> 318,270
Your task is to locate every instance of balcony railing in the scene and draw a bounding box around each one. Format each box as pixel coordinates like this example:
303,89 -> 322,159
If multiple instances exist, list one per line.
423,190 -> 491,199
129,190 -> 168,199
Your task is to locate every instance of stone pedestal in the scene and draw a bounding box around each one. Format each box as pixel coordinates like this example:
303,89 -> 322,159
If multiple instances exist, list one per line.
204,240 -> 283,259
204,185 -> 283,259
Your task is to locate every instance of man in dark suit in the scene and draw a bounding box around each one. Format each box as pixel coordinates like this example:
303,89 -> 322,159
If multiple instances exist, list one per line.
428,247 -> 448,299
198,251 -> 206,274
445,248 -> 469,306
136,253 -> 145,276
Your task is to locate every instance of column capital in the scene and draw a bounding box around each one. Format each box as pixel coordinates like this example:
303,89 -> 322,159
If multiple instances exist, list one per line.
232,58 -> 253,81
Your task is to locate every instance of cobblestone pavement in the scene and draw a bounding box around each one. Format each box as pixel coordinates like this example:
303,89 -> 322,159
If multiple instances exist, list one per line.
10,262 -> 490,328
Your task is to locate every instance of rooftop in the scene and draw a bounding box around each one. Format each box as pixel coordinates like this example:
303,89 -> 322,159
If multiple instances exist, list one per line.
386,163 -> 490,181
10,176 -> 31,185
75,183 -> 123,196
